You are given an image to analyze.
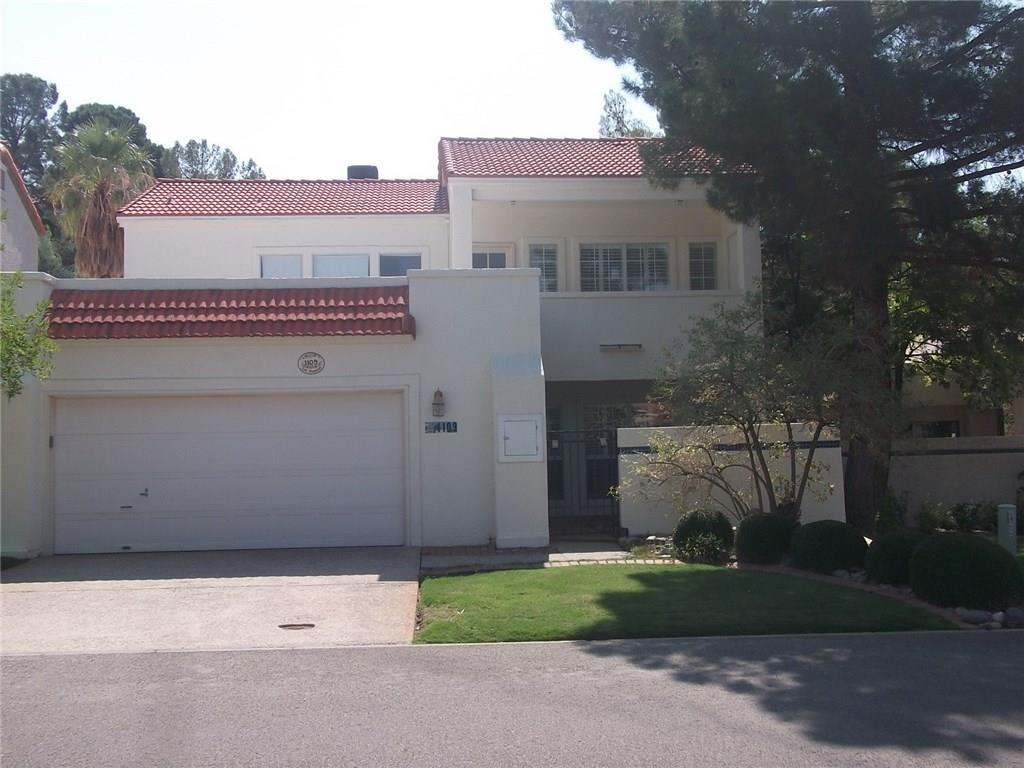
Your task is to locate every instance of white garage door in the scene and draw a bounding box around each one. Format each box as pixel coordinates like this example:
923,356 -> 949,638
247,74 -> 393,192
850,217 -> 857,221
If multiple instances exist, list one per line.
54,392 -> 405,553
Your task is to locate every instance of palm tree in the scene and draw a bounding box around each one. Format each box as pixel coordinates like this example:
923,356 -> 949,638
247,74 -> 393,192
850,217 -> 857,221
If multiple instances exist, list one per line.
46,120 -> 153,277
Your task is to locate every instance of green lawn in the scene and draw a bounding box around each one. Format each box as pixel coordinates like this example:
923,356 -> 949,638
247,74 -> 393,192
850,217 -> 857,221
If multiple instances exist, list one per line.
416,564 -> 956,643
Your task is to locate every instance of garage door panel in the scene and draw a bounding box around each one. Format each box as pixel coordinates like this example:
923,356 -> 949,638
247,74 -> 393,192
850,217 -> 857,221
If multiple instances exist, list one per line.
54,393 -> 406,553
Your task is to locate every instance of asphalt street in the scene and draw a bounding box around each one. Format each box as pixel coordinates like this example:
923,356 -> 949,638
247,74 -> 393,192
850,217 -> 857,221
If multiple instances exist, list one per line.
2,631 -> 1021,768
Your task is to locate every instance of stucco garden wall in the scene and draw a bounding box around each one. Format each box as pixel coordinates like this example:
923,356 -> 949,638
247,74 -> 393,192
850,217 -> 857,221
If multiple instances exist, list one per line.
617,424 -> 846,536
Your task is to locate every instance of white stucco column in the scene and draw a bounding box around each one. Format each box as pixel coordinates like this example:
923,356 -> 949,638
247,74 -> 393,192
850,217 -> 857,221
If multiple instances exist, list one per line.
490,353 -> 549,549
447,183 -> 473,269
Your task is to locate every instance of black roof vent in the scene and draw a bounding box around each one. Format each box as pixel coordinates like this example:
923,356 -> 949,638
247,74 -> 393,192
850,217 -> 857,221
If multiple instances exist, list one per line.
347,165 -> 379,180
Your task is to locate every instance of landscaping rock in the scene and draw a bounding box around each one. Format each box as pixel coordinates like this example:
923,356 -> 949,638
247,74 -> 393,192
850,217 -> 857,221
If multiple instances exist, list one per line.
992,611 -> 1005,624
957,609 -> 994,625
832,569 -> 850,579
982,621 -> 1003,630
1004,607 -> 1024,628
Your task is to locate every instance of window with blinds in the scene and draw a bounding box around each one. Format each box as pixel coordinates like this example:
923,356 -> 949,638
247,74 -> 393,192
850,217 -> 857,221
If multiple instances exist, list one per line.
580,243 -> 669,292
528,243 -> 558,292
688,242 -> 718,290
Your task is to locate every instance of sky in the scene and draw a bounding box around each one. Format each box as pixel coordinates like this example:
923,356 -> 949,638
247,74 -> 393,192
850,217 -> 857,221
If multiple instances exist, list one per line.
1,0 -> 659,179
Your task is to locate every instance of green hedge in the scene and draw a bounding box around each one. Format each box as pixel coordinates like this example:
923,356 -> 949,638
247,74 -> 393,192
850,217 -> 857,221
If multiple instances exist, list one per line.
909,533 -> 1024,610
789,520 -> 868,574
865,531 -> 927,585
735,514 -> 795,565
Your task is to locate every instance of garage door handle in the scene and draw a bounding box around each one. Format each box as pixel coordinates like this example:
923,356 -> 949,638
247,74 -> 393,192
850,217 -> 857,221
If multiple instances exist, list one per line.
120,505 -> 133,510
139,488 -> 149,497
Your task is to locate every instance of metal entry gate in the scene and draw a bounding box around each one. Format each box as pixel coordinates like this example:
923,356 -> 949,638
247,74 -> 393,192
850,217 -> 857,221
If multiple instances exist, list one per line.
547,429 -> 620,537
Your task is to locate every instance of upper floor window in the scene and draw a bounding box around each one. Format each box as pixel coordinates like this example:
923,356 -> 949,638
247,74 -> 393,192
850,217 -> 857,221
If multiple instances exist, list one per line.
688,242 -> 718,291
472,250 -> 507,269
313,254 -> 370,277
529,243 -> 558,292
380,253 -> 421,276
580,243 -> 669,292
261,253 -> 302,278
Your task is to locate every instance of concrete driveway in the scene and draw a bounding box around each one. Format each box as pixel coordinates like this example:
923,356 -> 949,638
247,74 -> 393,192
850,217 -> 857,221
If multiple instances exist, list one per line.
0,547 -> 420,655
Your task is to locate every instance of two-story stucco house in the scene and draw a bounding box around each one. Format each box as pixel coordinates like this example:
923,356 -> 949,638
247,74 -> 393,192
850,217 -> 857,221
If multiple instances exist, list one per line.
1,145 -> 45,271
1,138 -> 759,558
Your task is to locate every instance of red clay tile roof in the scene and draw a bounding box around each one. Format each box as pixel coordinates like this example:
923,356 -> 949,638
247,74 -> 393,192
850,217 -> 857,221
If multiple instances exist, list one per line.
48,286 -> 415,339
1,144 -> 46,235
118,179 -> 448,218
438,137 -> 750,180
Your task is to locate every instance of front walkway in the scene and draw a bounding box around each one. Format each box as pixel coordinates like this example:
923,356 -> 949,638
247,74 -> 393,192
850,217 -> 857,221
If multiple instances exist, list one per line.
0,547 -> 420,655
421,540 -> 632,573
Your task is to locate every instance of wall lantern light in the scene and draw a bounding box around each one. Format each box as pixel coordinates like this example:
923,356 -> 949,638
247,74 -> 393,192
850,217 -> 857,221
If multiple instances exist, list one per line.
432,389 -> 445,417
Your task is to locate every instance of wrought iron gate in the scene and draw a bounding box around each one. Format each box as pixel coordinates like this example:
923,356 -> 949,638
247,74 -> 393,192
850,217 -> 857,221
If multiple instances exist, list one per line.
547,429 -> 620,537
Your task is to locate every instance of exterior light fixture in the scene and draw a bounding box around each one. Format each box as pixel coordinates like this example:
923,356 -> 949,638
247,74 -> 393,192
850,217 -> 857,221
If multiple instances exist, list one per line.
432,389 -> 445,417
599,343 -> 643,352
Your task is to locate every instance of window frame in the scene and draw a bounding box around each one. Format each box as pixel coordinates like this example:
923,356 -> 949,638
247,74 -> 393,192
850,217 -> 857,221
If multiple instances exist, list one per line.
527,241 -> 560,293
578,241 -> 672,293
311,252 -> 371,278
260,253 -> 303,279
471,243 -> 514,270
254,246 -> 426,278
687,240 -> 719,291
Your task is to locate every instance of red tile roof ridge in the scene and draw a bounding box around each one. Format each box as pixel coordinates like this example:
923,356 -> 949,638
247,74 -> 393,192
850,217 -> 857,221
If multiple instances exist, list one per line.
148,177 -> 442,183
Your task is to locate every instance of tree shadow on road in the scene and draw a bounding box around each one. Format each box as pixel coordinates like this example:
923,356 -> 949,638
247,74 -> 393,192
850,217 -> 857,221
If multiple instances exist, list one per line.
581,571 -> 1024,765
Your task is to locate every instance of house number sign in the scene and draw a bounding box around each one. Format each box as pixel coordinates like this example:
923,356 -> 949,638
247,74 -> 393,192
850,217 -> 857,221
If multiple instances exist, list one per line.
297,352 -> 326,375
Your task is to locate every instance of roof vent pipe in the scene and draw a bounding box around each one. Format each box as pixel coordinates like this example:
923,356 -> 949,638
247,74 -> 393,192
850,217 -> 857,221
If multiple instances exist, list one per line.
347,165 -> 379,180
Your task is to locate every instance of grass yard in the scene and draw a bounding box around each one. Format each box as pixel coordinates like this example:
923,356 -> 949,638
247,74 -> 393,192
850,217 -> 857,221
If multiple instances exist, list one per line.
416,564 -> 956,644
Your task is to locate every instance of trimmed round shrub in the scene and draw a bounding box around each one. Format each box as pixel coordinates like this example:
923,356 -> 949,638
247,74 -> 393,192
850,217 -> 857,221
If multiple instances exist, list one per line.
865,530 -> 927,585
735,513 -> 796,565
909,533 -> 1024,610
673,509 -> 735,555
789,520 -> 868,574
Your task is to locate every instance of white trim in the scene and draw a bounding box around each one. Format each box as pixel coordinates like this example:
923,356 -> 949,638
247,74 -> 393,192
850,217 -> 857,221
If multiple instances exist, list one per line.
523,238 -> 564,293
471,242 -> 515,268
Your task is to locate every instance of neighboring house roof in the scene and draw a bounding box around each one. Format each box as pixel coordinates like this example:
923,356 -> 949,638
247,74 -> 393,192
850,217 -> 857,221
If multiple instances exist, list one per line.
118,179 -> 448,218
0,144 -> 47,236
47,286 -> 415,339
438,137 -> 751,180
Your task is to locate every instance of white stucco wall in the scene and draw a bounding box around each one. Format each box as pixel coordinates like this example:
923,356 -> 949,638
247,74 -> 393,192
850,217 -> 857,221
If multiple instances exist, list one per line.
468,196 -> 760,382
617,425 -> 846,536
889,436 -> 1024,520
1,168 -> 41,272
0,270 -> 548,557
119,215 -> 450,278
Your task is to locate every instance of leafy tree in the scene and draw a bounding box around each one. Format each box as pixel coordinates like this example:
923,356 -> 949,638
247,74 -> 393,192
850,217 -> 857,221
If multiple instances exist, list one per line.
629,296 -> 870,521
46,120 -> 153,277
555,1 -> 1024,533
0,272 -> 56,400
0,73 -> 66,193
162,139 -> 265,179
598,90 -> 656,138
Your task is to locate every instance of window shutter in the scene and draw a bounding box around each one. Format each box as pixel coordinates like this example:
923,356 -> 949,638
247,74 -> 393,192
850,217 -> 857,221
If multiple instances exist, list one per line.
580,245 -> 600,292
689,242 -> 717,290
529,244 -> 559,292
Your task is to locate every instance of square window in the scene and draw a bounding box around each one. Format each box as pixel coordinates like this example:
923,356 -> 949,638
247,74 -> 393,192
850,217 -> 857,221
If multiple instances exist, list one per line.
380,253 -> 421,277
472,251 -> 507,269
313,254 -> 370,277
260,254 -> 302,278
